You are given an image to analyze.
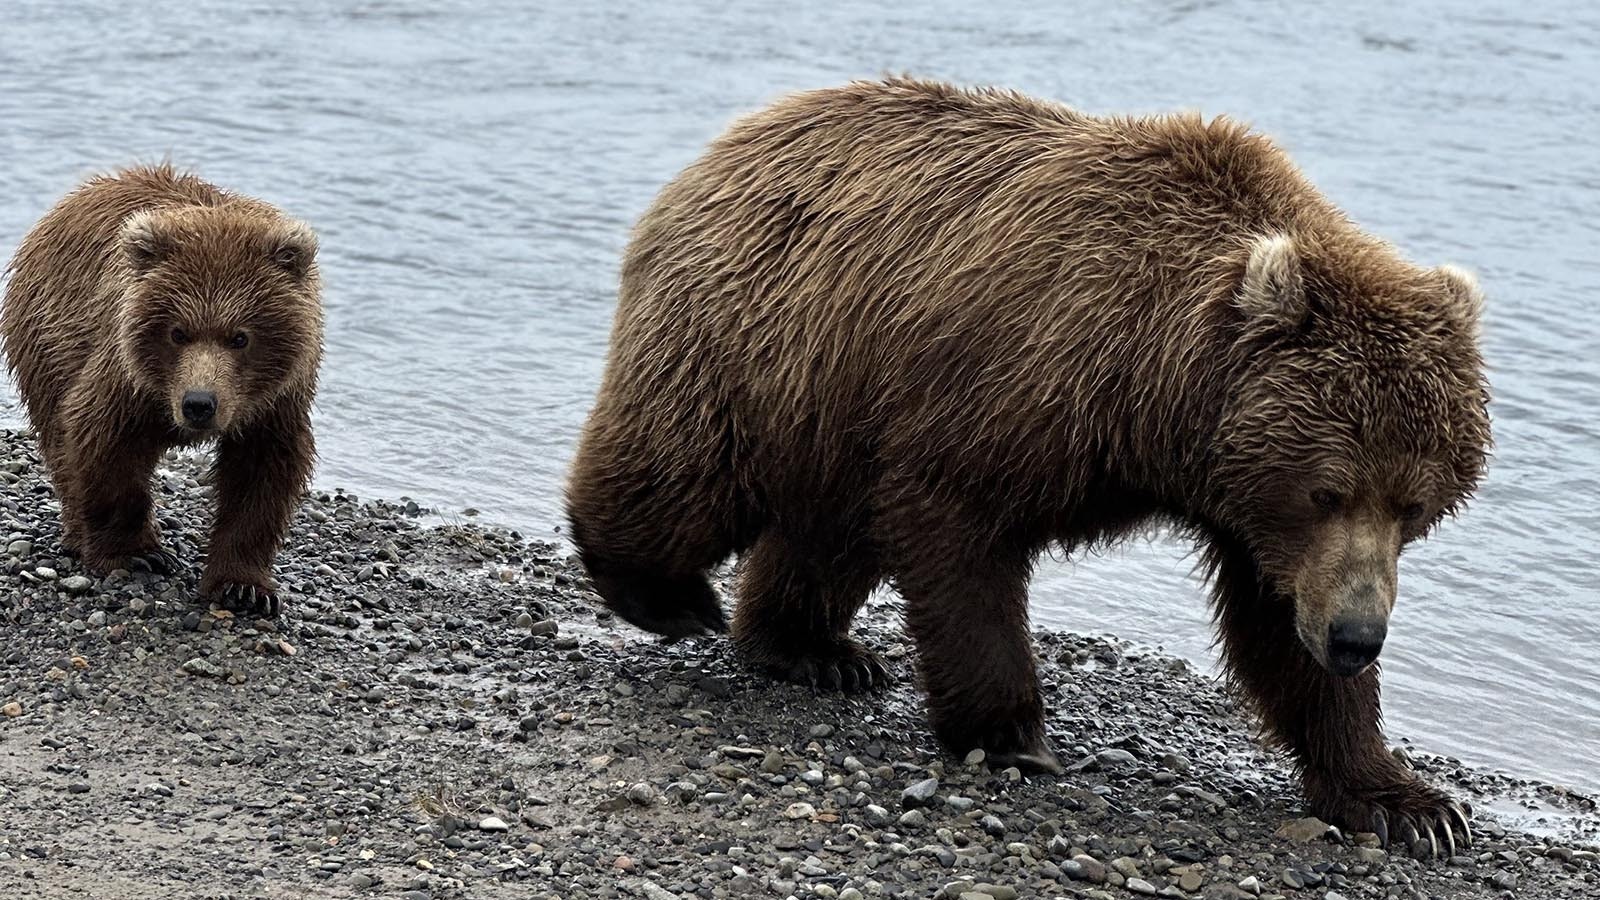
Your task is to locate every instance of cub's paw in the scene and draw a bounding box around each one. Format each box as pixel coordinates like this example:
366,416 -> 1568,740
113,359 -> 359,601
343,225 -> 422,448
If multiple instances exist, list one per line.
757,640 -> 892,693
1316,776 -> 1471,859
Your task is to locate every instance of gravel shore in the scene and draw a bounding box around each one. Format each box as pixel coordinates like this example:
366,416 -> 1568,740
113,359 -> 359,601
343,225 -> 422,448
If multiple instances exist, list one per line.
0,429 -> 1595,899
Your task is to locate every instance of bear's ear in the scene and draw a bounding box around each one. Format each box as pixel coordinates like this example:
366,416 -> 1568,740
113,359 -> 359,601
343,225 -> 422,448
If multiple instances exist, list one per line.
119,211 -> 178,275
269,220 -> 318,280
1236,233 -> 1307,332
1436,264 -> 1484,333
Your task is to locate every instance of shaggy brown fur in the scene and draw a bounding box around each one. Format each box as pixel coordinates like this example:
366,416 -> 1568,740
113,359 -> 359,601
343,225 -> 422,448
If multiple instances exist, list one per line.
2,164 -> 323,616
566,78 -> 1490,853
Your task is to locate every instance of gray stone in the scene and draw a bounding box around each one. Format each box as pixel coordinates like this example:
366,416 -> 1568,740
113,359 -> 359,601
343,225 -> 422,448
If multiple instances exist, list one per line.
901,777 -> 939,808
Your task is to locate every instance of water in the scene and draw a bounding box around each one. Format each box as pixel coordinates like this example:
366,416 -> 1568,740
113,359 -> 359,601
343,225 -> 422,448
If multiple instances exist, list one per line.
2,0 -> 1596,794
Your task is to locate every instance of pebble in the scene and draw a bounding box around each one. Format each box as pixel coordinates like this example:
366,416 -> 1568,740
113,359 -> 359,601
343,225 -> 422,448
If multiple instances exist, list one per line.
1,702 -> 20,718
1126,878 -> 1158,896
1068,855 -> 1108,884
181,658 -> 226,679
478,816 -> 509,832
901,777 -> 939,808
1274,816 -> 1333,843
60,574 -> 93,594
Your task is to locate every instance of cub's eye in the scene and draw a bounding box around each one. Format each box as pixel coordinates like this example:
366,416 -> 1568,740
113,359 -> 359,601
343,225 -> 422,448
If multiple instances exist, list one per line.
228,332 -> 249,350
1310,489 -> 1343,513
1400,502 -> 1426,522
170,328 -> 189,345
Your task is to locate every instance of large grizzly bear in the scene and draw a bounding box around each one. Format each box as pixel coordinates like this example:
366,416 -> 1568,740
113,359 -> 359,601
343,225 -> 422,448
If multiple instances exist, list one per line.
566,78 -> 1490,854
2,164 -> 323,615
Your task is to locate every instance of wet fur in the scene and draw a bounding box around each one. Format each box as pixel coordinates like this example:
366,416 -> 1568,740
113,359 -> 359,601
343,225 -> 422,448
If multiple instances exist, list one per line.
566,78 -> 1490,841
1,164 -> 323,613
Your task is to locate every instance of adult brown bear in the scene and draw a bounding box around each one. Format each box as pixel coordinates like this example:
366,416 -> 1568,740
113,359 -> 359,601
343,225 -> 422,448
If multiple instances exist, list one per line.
567,78 -> 1490,855
2,164 -> 323,616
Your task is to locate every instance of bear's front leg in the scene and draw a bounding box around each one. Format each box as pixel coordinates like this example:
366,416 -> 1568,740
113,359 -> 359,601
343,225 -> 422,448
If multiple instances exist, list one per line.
63,405 -> 179,576
1208,541 -> 1470,858
202,401 -> 314,616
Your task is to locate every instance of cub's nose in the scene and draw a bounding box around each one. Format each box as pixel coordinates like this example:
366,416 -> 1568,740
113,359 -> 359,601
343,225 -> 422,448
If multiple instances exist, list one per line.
1327,617 -> 1388,677
181,390 -> 217,426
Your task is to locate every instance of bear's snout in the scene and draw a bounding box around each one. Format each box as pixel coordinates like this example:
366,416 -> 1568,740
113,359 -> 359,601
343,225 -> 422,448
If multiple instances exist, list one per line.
181,389 -> 218,428
1327,615 -> 1387,677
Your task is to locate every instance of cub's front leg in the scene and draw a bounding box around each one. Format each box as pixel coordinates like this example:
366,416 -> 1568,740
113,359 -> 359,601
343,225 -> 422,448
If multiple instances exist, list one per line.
201,400 -> 315,616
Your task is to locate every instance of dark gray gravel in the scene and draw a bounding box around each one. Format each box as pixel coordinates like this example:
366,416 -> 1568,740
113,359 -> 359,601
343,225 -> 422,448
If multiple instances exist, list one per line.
0,428 -> 1595,899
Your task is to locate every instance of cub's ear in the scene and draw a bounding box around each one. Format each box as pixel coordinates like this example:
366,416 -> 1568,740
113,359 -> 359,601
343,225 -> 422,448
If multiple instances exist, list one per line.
1437,264 -> 1484,333
1236,233 -> 1307,331
270,220 -> 319,279
119,210 -> 178,275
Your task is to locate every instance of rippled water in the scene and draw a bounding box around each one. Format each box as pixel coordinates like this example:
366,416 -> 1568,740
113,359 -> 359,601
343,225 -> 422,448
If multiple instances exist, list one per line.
2,0 -> 1596,794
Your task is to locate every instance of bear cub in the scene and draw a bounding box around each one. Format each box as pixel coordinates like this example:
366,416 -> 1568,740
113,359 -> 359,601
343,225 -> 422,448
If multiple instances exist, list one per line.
2,164 -> 323,615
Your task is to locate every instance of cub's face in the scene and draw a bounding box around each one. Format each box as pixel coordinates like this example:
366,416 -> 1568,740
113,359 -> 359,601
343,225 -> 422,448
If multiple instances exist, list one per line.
1211,235 -> 1490,676
117,204 -> 323,435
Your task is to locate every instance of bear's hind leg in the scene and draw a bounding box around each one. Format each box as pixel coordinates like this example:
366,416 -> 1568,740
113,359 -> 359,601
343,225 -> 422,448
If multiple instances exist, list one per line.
733,530 -> 887,692
1207,539 -> 1470,858
566,438 -> 737,639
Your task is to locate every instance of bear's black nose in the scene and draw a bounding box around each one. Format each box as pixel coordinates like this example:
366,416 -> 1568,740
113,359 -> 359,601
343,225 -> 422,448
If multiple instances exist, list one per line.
1327,617 -> 1387,677
182,390 -> 217,426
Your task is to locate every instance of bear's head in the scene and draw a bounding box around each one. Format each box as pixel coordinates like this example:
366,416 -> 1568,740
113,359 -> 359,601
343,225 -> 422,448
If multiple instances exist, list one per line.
115,203 -> 322,435
1209,232 -> 1490,677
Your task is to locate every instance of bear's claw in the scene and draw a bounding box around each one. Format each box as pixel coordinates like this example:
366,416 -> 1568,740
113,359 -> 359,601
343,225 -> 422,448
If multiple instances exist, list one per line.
128,548 -> 181,576
1347,796 -> 1470,860
1377,801 -> 1469,860
765,641 -> 891,694
218,582 -> 282,618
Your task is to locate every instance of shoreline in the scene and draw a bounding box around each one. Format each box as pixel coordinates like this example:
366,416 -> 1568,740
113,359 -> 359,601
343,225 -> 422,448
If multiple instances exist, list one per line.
0,429 -> 1596,899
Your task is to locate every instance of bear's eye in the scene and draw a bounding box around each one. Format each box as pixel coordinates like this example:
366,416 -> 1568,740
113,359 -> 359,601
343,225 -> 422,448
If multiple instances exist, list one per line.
228,332 -> 249,350
1310,489 -> 1343,513
170,328 -> 189,345
1399,502 -> 1426,522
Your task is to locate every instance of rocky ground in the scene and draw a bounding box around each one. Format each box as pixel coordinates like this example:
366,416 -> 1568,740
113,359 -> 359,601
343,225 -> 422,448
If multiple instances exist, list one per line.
0,430 -> 1596,900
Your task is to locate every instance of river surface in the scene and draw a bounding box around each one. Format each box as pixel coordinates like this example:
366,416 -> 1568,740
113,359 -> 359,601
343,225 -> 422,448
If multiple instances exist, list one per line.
2,0 -> 1596,795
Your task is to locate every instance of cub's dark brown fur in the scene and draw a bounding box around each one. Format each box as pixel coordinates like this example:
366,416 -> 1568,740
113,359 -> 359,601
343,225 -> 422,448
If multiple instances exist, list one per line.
567,78 -> 1490,852
2,164 -> 323,615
